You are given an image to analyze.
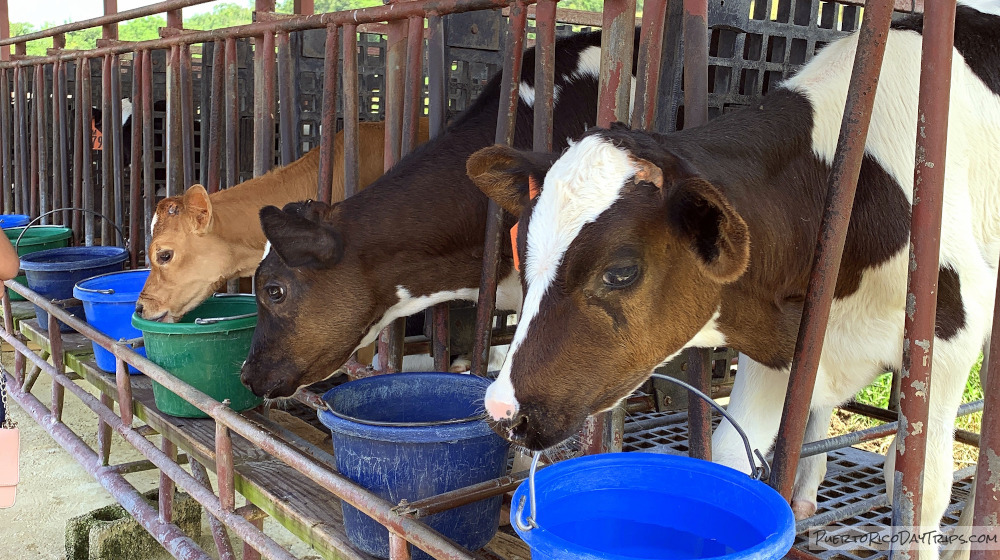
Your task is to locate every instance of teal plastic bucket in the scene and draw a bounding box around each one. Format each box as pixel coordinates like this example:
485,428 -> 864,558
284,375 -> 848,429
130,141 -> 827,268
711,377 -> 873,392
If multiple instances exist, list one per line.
74,269 -> 150,374
512,453 -> 795,560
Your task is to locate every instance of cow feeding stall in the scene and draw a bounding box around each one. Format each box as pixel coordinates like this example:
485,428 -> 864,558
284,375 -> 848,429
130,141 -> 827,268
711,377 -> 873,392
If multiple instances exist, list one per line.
0,0 -> 996,560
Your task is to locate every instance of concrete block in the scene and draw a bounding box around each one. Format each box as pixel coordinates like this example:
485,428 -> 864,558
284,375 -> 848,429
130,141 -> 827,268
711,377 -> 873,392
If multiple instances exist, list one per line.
65,489 -> 202,560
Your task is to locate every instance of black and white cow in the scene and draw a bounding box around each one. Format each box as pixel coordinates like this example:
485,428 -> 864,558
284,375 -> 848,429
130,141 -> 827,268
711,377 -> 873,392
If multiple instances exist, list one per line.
469,3 -> 1000,557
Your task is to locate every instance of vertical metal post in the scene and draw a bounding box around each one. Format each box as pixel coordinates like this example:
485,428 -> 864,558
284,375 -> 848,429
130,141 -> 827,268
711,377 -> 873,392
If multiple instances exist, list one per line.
680,0 -> 713,461
317,25 -> 339,203
101,55 -> 114,244
180,44 -> 195,189
0,0 -> 8,61
224,37 -> 239,188
190,460 -> 237,560
30,64 -> 40,220
890,2 -> 956,555
242,510 -> 264,560
36,63 -> 48,224
293,0 -> 313,15
401,15 -> 424,156
470,2 -> 527,378
276,31 -> 297,167
57,61 -> 71,226
973,317 -> 1000,559
11,66 -> 21,216
72,61 -> 83,239
98,393 -> 113,465
377,20 -> 409,373
342,25 -> 359,197
51,61 -> 63,224
47,313 -> 65,423
390,534 -> 412,560
253,32 -> 276,177
129,51 -> 143,267
141,50 -> 154,253
631,0 -> 667,129
110,55 -> 124,240
115,355 -> 133,427
166,45 -> 182,197
81,60 -> 95,245
769,0 -> 896,500
160,437 -> 176,523
102,0 -> 118,40
217,420 -> 236,512
0,68 -> 11,215
427,14 -> 451,372
207,41 -> 224,193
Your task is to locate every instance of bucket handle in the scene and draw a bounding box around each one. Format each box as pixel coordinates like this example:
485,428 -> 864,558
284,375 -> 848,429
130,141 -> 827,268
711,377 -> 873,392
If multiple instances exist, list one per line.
75,286 -> 116,295
514,371 -> 771,533
14,208 -> 127,250
194,312 -> 257,325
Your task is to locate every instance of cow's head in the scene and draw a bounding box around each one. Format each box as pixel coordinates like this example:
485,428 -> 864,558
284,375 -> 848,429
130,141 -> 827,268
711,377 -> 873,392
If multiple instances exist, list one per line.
137,185 -> 260,322
467,125 -> 750,450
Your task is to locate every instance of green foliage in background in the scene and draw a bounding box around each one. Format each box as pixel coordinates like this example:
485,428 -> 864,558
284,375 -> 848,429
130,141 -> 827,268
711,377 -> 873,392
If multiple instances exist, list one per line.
8,0 -> 624,55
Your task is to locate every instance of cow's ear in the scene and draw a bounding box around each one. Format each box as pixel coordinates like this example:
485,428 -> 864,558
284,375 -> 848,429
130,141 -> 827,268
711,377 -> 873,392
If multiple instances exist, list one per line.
259,206 -> 343,268
466,145 -> 557,216
663,178 -> 749,283
183,184 -> 213,234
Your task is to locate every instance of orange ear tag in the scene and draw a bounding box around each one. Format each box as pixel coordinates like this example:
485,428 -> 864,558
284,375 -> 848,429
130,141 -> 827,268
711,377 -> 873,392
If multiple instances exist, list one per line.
510,176 -> 541,272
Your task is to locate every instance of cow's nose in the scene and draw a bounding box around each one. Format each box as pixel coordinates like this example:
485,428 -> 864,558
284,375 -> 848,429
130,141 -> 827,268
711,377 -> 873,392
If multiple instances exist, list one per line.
484,380 -> 519,422
134,302 -> 144,314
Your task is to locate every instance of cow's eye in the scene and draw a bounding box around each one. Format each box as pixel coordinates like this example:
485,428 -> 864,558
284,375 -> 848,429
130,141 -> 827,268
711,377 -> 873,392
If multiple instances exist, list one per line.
602,264 -> 639,289
265,284 -> 286,304
156,250 -> 173,265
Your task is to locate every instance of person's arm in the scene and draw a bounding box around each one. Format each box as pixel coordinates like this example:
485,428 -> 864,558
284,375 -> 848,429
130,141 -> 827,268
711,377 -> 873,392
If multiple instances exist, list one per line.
0,233 -> 20,281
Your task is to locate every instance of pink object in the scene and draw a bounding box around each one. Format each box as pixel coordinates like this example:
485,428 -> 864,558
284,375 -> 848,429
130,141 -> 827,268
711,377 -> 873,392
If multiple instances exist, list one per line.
0,427 -> 19,508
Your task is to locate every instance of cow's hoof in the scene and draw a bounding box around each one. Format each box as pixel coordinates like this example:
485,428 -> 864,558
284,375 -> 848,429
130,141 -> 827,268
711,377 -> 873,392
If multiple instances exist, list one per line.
792,499 -> 818,520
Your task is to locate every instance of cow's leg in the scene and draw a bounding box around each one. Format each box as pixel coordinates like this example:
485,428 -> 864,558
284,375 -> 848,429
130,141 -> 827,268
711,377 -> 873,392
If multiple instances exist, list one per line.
712,354 -> 790,474
792,405 -> 834,520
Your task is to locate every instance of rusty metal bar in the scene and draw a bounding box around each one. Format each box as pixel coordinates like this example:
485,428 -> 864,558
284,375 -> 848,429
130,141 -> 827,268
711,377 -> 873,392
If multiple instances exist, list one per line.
317,25 -> 339,203
293,0 -> 314,15
596,0 -> 636,127
630,0 -> 666,129
141,50 -> 154,253
101,55 -> 114,244
180,44 -> 195,189
103,0 -> 119,40
161,436 -> 177,523
401,15 -> 423,156
253,32 -> 276,177
47,313 -> 65,422
110,54 -> 125,239
6,374 -> 212,560
682,0 -> 708,128
72,61 -> 83,237
377,19 -> 409,374
891,1 -> 957,549
98,392 -> 114,464
276,31 -> 297,166
390,534 -> 412,560
115,354 -> 134,427
190,460 -> 237,560
51,61 -> 64,224
0,0 -> 213,47
342,24 -> 359,197
427,14 -> 451,372
166,45 -> 182,197
217,418 -> 236,511
243,512 -> 264,560
0,67 -> 11,215
11,65 -> 21,215
30,63 -> 40,219
768,0 -> 896,501
81,60 -> 96,245
224,37 -> 239,188
531,0 -> 556,152
407,472 -> 528,518
0,0 -> 8,61
470,1 -> 527,378
129,52 -> 142,266
207,41 -> 224,193
973,316 -> 1000,557
57,61 -> 71,225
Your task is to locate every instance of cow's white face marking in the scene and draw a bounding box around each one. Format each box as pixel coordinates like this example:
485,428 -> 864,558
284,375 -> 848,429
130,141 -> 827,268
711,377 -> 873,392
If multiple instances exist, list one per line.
261,241 -> 272,262
149,213 -> 159,235
487,136 -> 639,416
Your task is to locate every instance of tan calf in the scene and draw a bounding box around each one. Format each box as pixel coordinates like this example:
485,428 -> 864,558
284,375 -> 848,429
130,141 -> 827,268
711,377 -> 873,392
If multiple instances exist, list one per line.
136,119 -> 431,322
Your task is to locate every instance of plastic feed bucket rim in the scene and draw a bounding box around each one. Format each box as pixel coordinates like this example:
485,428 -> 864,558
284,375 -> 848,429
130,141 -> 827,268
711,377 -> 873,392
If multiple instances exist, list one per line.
19,246 -> 129,272
73,269 -> 151,303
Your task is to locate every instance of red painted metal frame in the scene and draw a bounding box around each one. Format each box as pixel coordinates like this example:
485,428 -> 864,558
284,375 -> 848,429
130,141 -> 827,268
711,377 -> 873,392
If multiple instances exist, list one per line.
317,24 -> 340,203
769,0 -> 897,501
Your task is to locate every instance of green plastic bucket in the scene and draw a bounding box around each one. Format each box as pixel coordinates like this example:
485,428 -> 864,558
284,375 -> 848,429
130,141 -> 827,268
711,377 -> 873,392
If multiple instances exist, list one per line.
131,294 -> 263,418
5,226 -> 73,301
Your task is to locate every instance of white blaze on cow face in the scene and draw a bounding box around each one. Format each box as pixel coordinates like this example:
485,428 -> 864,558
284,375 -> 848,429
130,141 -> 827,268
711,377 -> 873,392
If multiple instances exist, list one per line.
261,241 -> 272,262
485,136 -> 640,422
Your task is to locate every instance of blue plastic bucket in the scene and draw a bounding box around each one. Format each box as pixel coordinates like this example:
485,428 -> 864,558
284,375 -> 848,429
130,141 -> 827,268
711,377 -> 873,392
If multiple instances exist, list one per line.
0,214 -> 30,229
73,269 -> 150,374
512,453 -> 795,560
20,246 -> 129,332
318,372 -> 510,560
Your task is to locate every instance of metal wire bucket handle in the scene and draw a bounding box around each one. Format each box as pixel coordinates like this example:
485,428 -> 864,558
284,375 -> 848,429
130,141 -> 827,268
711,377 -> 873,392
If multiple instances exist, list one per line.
14,208 -> 127,250
193,312 -> 257,325
514,371 -> 770,532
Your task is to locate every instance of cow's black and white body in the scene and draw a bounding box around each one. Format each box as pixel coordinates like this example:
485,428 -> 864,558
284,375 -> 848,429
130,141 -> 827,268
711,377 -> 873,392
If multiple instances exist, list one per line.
470,4 -> 1000,557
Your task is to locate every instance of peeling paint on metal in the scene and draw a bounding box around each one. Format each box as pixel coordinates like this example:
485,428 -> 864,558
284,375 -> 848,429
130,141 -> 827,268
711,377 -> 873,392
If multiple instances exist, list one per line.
987,448 -> 1000,492
906,293 -> 917,318
910,421 -> 923,436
